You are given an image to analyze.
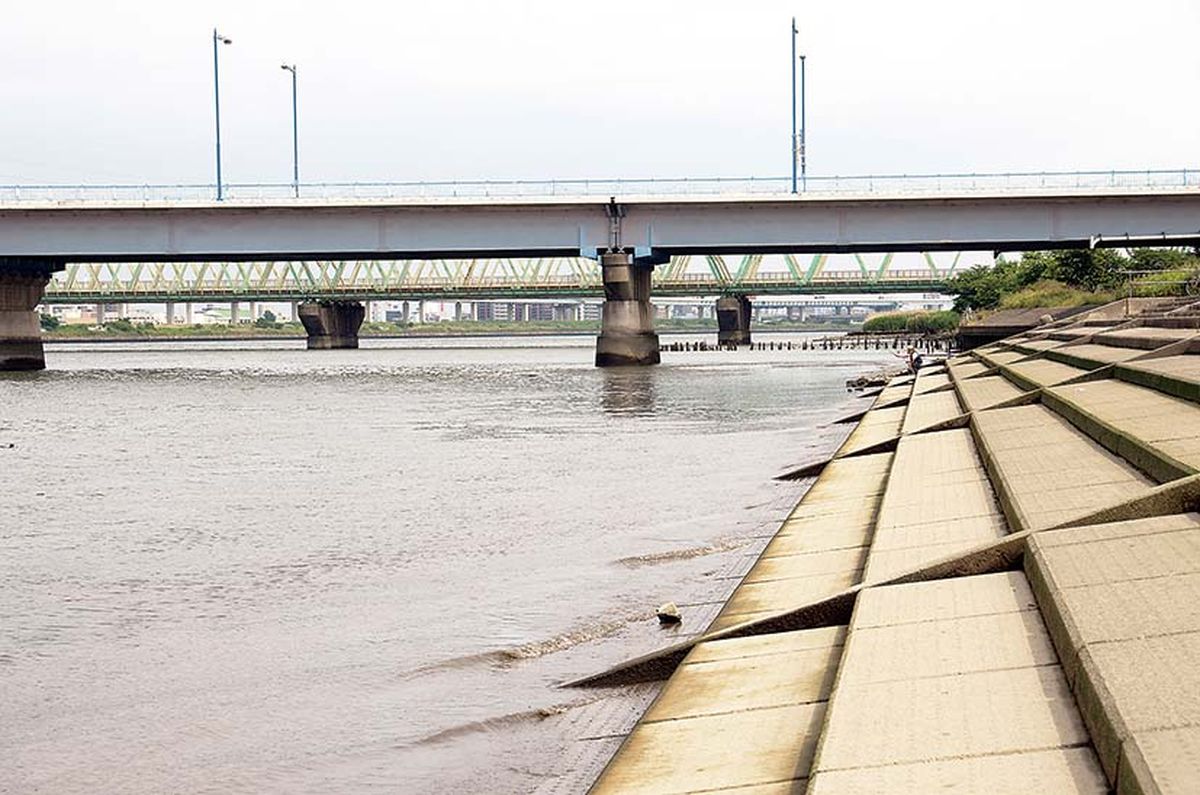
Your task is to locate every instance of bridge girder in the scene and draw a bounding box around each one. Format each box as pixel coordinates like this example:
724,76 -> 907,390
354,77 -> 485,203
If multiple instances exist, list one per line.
39,256 -> 956,304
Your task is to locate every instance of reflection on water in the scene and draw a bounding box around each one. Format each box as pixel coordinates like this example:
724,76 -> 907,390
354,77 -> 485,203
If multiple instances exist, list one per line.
600,367 -> 658,415
0,334 -> 892,793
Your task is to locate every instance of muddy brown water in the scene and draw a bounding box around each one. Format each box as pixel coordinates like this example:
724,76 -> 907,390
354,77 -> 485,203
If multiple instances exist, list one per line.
0,333 -> 889,793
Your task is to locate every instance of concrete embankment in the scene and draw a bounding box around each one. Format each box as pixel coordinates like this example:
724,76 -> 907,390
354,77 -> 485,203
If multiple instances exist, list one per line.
572,295 -> 1200,795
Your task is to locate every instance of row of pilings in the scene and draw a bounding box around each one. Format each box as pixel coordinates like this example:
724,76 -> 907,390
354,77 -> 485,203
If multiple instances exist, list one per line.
663,333 -> 955,354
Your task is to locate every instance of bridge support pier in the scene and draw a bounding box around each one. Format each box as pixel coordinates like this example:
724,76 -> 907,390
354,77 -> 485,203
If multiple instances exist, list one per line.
298,301 -> 365,349
595,251 -> 659,367
0,263 -> 59,371
716,295 -> 752,346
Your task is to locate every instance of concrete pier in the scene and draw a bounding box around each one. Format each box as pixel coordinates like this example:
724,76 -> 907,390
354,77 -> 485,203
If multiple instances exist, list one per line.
716,295 -> 752,347
595,251 -> 660,367
165,301 -> 175,325
298,300 -> 365,349
0,268 -> 53,371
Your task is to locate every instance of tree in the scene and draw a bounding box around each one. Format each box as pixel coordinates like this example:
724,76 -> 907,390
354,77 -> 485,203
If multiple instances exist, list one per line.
1050,249 -> 1125,291
39,312 -> 60,331
1128,248 -> 1197,272
254,308 -> 281,329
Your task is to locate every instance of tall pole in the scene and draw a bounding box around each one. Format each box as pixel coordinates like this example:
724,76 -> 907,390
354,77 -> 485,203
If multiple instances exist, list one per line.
800,53 -> 807,192
282,64 -> 299,198
791,18 -> 798,194
212,29 -> 232,201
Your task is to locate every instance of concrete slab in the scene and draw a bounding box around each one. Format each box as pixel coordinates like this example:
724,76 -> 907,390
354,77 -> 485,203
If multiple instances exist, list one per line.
814,664 -> 1091,771
812,573 -> 1104,785
1005,358 -> 1091,386
1120,726 -> 1200,795
744,547 -> 868,583
957,374 -> 1027,410
719,569 -> 861,619
914,371 -> 953,394
685,626 -> 846,665
836,405 -> 905,456
644,644 -> 842,722
852,571 -> 1036,629
589,702 -> 824,794
1026,516 -> 1200,789
837,609 -> 1059,684
974,404 -> 1154,531
901,390 -> 963,434
1046,379 -> 1200,470
807,747 -> 1108,795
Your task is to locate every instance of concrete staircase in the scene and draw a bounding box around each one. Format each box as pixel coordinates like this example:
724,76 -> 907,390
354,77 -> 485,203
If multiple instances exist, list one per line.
578,299 -> 1200,794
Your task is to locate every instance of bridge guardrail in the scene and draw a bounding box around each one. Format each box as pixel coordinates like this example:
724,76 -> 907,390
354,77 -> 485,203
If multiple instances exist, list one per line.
5,168 -> 1200,204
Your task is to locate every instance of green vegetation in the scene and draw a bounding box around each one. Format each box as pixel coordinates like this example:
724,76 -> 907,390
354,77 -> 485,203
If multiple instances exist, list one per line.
861,310 -> 960,334
38,312 -> 60,331
254,309 -> 284,329
947,247 -> 1200,313
997,280 -> 1115,309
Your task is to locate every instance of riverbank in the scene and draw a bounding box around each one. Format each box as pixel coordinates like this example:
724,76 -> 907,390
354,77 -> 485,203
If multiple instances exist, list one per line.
580,296 -> 1200,794
42,320 -> 861,343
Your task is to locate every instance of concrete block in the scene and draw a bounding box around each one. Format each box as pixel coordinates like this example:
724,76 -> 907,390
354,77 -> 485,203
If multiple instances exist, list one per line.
589,703 -> 825,794
814,665 -> 1090,772
853,571 -> 1036,629
808,747 -> 1108,795
1119,726 -> 1200,795
838,609 -> 1057,684
644,643 -> 842,722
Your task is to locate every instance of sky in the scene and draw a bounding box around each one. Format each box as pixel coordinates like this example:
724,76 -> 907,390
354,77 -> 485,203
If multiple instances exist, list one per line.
4,0 -> 1199,186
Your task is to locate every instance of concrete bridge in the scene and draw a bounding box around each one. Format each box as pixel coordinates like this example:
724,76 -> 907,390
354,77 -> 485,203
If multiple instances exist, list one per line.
3,173 -> 1200,368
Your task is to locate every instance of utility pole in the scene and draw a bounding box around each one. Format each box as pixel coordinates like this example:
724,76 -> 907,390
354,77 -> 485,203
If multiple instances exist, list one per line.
800,51 -> 807,192
212,29 -> 233,200
791,18 -> 798,194
281,64 -> 299,197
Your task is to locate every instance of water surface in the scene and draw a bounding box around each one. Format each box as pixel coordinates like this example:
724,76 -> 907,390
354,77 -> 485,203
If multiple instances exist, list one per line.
0,334 -> 890,793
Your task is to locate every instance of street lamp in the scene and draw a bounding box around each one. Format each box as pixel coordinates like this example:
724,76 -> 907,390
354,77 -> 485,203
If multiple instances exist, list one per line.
280,64 -> 299,198
790,19 -> 807,194
212,29 -> 232,201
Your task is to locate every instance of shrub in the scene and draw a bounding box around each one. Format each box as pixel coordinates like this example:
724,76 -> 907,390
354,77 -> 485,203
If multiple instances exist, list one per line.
862,310 -> 959,334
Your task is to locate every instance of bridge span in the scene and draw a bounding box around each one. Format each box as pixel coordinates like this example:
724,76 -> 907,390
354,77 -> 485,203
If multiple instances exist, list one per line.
3,178 -> 1200,369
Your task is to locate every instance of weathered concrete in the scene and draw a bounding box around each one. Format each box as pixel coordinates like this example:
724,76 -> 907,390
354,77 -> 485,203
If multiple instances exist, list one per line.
590,627 -> 842,794
583,307 -> 1200,792
297,300 -> 365,349
715,295 -> 752,347
1026,516 -> 1200,792
595,252 -> 660,367
809,573 -> 1106,792
0,266 -> 54,370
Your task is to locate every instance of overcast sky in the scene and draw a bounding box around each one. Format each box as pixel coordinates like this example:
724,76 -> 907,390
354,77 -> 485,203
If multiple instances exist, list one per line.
4,0 -> 1198,186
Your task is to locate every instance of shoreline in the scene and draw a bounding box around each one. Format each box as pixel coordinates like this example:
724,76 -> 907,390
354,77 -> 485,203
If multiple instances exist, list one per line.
42,327 -> 855,344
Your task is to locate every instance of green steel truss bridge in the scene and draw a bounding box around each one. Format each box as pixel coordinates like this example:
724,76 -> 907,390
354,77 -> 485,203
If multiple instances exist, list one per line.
41,253 -> 960,303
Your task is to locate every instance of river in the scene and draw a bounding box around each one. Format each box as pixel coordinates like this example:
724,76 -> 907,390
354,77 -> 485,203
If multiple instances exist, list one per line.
0,333 -> 892,793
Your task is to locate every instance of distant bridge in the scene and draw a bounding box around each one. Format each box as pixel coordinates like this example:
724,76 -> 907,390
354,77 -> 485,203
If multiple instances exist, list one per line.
39,253 -> 960,303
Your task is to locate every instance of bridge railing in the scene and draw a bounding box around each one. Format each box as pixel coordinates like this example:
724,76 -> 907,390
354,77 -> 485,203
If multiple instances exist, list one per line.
4,168 -> 1199,204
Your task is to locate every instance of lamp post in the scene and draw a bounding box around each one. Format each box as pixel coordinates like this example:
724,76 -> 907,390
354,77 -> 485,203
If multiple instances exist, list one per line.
280,64 -> 299,198
800,53 -> 807,192
791,18 -> 797,194
791,18 -> 807,194
212,29 -> 232,201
